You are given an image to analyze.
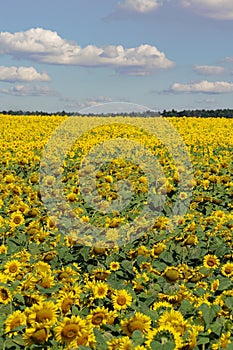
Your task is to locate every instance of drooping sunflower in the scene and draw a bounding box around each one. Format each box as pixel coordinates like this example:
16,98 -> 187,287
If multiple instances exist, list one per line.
203,254 -> 220,269
0,286 -> 12,304
146,325 -> 183,350
121,312 -> 151,337
23,324 -> 50,346
111,289 -> 132,311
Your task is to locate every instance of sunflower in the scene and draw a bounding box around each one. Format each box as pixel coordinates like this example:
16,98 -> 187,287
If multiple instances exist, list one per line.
10,211 -> 25,228
121,312 -> 151,336
110,261 -> 120,271
5,310 -> 27,336
0,244 -> 7,254
221,262 -> 233,277
23,324 -> 50,346
0,286 -> 12,304
158,309 -> 189,336
119,336 -> 133,350
146,325 -> 183,350
4,259 -> 22,277
162,266 -> 181,282
57,291 -> 80,315
86,306 -> 109,328
92,281 -> 109,299
54,315 -> 87,345
27,301 -> 58,326
111,289 -> 132,311
203,254 -> 220,269
92,267 -> 111,281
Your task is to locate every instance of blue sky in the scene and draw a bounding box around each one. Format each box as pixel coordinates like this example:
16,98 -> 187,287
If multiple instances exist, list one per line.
1,0 -> 233,112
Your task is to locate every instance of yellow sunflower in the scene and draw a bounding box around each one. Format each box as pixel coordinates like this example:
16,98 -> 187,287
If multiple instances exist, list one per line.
146,325 -> 183,350
92,281 -> 109,299
111,289 -> 132,311
109,261 -> 120,271
221,262 -> 233,277
86,306 -> 109,328
23,324 -> 50,346
27,301 -> 58,326
203,254 -> 220,269
54,315 -> 87,345
5,310 -> 27,336
10,211 -> 25,228
4,259 -> 22,277
0,286 -> 12,304
121,312 -> 151,336
158,309 -> 189,336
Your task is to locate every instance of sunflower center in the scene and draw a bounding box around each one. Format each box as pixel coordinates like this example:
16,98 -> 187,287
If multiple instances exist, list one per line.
13,216 -> 21,224
62,324 -> 79,341
128,320 -> 145,334
36,309 -> 53,322
207,259 -> 215,267
11,319 -> 21,330
1,289 -> 9,300
31,328 -> 47,344
225,267 -> 233,274
62,298 -> 73,314
9,265 -> 18,273
92,312 -> 105,325
117,296 -> 126,305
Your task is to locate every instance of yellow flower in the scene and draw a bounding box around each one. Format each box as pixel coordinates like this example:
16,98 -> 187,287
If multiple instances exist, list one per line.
121,312 -> 151,336
10,211 -> 25,228
221,262 -> 233,277
111,289 -> 132,310
0,286 -> 12,304
146,325 -> 183,350
4,259 -> 22,276
203,254 -> 220,269
5,310 -> 27,336
0,244 -> 7,254
27,301 -> 58,326
158,309 -> 189,336
86,306 -> 109,327
54,315 -> 87,345
23,324 -> 50,346
92,281 -> 109,299
110,261 -> 120,271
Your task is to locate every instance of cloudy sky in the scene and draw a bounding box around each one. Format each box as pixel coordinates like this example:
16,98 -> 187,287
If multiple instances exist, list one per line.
1,0 -> 233,112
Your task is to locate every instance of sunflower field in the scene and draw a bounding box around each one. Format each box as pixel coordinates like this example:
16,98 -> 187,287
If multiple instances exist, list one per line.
0,114 -> 233,350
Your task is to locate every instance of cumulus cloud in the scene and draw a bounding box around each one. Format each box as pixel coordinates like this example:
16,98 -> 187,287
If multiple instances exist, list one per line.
117,0 -> 163,13
193,65 -> 225,75
0,28 -> 175,75
0,84 -> 57,96
169,80 -> 233,94
60,96 -> 114,110
0,66 -> 50,83
180,0 -> 233,20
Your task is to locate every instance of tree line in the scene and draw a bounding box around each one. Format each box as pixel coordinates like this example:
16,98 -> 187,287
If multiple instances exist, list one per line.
1,108 -> 233,117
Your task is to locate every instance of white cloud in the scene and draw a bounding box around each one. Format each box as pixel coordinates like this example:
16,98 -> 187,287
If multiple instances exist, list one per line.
0,66 -> 50,83
61,96 -> 114,110
117,0 -> 162,13
180,0 -> 233,20
0,84 -> 57,96
169,80 -> 233,93
193,65 -> 225,75
0,28 -> 175,75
